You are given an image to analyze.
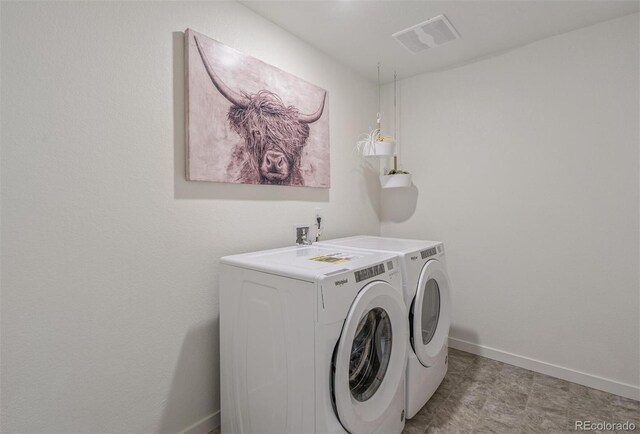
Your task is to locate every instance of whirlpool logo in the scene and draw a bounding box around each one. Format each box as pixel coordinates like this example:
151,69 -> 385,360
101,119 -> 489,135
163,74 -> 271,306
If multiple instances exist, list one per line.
334,279 -> 348,286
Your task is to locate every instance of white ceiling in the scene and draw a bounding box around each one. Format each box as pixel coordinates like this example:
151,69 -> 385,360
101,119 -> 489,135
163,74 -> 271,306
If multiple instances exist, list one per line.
242,0 -> 640,83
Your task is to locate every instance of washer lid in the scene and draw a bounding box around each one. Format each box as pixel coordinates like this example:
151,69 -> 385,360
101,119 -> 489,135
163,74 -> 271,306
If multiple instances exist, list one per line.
332,280 -> 408,433
412,259 -> 451,367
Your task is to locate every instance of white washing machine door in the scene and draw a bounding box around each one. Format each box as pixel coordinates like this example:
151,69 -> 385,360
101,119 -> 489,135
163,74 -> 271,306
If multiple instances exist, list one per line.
411,259 -> 451,367
332,280 -> 408,434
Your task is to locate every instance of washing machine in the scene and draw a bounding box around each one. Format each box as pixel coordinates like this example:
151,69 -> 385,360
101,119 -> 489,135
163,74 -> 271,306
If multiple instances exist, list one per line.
316,236 -> 451,419
219,245 -> 408,434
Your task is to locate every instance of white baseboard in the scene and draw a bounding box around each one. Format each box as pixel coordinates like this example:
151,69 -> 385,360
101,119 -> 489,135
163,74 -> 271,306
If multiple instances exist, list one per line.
180,410 -> 220,434
448,337 -> 640,401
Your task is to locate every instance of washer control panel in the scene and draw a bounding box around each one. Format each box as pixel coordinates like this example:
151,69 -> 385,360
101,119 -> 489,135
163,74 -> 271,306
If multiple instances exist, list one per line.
354,263 -> 386,282
420,247 -> 438,259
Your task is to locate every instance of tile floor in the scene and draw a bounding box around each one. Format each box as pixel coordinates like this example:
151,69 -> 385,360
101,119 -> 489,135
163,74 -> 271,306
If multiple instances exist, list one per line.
404,348 -> 639,433
210,348 -> 639,434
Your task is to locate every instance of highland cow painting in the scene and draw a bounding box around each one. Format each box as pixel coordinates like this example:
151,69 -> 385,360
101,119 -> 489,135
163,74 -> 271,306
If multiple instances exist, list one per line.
185,29 -> 330,188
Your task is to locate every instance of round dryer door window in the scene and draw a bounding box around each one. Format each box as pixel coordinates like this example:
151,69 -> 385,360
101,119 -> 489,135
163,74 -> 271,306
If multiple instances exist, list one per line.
349,307 -> 392,402
420,279 -> 440,346
331,281 -> 408,434
411,259 -> 451,368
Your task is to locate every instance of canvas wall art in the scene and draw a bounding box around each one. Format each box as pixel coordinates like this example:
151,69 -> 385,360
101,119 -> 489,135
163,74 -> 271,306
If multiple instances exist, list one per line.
185,29 -> 330,188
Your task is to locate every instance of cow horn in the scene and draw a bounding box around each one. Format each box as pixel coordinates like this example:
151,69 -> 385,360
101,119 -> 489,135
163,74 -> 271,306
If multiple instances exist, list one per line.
194,35 -> 248,109
298,91 -> 326,124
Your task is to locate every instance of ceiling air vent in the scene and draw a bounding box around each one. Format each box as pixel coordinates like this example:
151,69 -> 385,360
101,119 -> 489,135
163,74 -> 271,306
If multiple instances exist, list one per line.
392,14 -> 460,54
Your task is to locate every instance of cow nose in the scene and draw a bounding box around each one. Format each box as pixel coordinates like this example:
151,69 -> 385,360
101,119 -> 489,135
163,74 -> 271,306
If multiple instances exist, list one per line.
265,151 -> 286,171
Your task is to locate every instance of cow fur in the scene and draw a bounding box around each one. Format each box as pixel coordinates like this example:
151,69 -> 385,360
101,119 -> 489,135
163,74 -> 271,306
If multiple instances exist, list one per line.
224,90 -> 310,186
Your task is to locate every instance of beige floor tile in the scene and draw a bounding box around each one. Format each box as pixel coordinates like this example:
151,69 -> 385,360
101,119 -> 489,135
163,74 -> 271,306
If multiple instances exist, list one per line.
400,350 -> 638,434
